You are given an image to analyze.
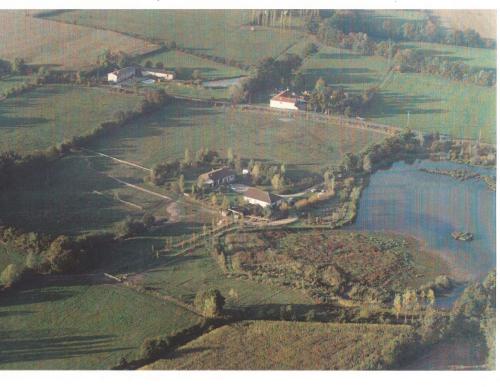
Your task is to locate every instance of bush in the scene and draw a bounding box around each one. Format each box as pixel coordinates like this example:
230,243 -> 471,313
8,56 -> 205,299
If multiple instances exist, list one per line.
1,264 -> 21,287
194,289 -> 225,317
44,235 -> 80,274
140,336 -> 171,361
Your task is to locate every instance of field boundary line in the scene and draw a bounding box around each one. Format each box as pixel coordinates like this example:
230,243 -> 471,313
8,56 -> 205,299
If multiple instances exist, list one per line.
81,148 -> 152,172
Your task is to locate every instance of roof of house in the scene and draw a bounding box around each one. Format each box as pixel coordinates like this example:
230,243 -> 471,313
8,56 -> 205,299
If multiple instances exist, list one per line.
271,90 -> 299,104
199,167 -> 235,182
110,66 -> 136,76
243,187 -> 282,204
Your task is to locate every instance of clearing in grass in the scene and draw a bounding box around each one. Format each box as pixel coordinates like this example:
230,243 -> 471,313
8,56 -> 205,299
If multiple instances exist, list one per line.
143,320 -> 415,370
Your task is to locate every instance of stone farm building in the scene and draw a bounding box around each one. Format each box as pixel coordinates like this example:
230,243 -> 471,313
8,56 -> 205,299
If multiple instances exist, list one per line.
199,167 -> 236,187
269,90 -> 305,110
243,187 -> 283,208
141,68 -> 176,80
107,66 -> 137,83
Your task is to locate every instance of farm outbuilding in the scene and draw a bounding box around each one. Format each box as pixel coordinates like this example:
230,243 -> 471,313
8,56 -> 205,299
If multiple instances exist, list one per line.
243,187 -> 283,208
107,66 -> 137,83
269,90 -> 305,111
198,167 -> 236,187
141,68 -> 176,80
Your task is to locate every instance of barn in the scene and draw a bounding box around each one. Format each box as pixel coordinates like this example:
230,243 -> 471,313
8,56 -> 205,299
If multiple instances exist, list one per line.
243,187 -> 283,208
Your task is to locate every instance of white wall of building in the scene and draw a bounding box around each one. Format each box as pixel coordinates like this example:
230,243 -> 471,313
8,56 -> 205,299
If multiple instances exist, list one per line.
270,99 -> 298,110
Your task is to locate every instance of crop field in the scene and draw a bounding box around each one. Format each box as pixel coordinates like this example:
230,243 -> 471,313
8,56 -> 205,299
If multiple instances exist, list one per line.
0,11 -> 158,71
144,320 -> 414,370
46,10 -> 305,65
126,247 -> 314,310
432,10 -> 497,40
0,282 -> 200,369
87,101 -> 385,175
0,84 -> 143,155
140,49 -> 246,80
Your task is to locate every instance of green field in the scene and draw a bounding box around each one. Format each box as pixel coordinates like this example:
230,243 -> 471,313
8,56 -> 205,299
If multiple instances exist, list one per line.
300,45 -> 390,92
301,45 -> 496,143
367,71 -> 496,143
126,247 -> 313,310
144,320 -> 414,370
399,41 -> 497,70
0,282 -> 200,369
140,49 -> 246,80
0,154 -> 146,235
0,75 -> 33,96
0,84 -> 143,154
47,10 -> 304,65
0,11 -> 158,71
88,101 -> 385,175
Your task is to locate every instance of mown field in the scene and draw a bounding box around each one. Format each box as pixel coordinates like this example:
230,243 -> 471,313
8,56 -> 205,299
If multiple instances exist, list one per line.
0,282 -> 200,369
46,10 -> 305,65
0,11 -> 157,71
140,49 -> 246,80
144,320 -> 414,370
88,101 -> 385,175
0,84 -> 143,155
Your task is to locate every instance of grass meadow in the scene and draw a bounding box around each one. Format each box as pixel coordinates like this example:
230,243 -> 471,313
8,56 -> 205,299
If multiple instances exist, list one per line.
47,10 -> 305,65
87,101 -> 385,174
144,320 -> 414,370
0,11 -> 157,71
0,282 -> 200,369
0,84 -> 143,155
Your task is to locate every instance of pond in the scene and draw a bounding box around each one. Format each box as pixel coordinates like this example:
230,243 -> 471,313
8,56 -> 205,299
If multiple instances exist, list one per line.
348,160 -> 496,283
202,76 -> 247,88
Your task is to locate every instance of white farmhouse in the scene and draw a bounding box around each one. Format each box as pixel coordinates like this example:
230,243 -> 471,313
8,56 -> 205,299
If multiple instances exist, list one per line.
107,66 -> 136,83
141,68 -> 176,81
269,90 -> 304,110
243,187 -> 283,208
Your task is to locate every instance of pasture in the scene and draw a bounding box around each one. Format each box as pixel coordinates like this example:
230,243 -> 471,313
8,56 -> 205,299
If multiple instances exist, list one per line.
0,282 -> 200,369
87,101 -> 385,175
46,10 -> 305,65
301,45 -> 496,143
0,84 -> 143,155
0,11 -> 157,71
140,49 -> 246,80
126,247 -> 314,310
367,71 -> 496,143
144,320 -> 414,370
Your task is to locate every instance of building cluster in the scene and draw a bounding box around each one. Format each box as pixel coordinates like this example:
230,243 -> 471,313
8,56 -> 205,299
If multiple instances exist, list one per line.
107,66 -> 176,83
198,167 -> 282,209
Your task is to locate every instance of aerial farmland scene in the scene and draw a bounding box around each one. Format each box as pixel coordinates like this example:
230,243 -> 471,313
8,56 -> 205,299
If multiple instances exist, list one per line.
0,8 -> 496,374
